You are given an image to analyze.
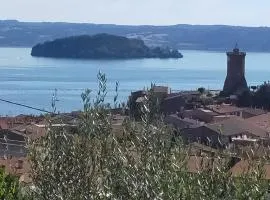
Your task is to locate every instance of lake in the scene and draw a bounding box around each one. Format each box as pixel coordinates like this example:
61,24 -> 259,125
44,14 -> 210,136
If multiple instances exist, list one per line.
0,47 -> 269,115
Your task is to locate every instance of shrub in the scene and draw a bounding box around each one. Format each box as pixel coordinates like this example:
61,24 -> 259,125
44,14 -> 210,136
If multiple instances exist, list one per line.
198,87 -> 206,94
0,167 -> 24,199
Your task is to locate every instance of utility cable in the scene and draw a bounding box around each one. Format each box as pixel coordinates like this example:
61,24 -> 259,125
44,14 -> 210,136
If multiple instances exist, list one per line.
0,98 -> 53,114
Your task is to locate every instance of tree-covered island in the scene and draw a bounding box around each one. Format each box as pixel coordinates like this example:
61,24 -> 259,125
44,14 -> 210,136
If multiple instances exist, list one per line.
31,34 -> 183,59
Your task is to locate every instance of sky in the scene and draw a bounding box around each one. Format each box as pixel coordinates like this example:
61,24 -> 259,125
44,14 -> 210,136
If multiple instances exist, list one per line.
1,0 -> 270,26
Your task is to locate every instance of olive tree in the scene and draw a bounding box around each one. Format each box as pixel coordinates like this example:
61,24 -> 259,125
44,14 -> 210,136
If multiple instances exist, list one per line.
27,72 -> 270,200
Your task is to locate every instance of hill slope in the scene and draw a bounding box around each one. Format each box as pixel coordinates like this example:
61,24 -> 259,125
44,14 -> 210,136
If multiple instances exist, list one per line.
1,20 -> 270,51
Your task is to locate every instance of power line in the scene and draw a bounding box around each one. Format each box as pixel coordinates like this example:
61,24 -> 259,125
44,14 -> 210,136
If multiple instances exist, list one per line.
0,98 -> 53,114
0,95 -> 127,119
0,97 -> 80,121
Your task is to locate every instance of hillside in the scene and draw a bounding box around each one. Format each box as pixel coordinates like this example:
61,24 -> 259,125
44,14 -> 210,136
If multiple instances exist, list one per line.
1,20 -> 270,51
31,34 -> 183,59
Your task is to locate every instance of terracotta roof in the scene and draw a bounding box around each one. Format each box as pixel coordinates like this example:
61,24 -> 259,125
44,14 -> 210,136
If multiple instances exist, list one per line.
0,157 -> 30,175
230,160 -> 270,180
246,113 -> 270,132
207,104 -> 243,115
206,117 -> 268,138
234,145 -> 270,159
4,123 -> 46,141
11,124 -> 30,133
164,94 -> 185,101
0,119 -> 10,130
0,157 -> 31,184
197,108 -> 219,116
0,129 -> 26,141
243,108 -> 266,116
152,86 -> 168,93
165,115 -> 203,129
165,91 -> 200,100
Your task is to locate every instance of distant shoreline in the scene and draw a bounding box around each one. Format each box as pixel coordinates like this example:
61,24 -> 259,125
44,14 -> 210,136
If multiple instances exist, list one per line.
0,46 -> 270,54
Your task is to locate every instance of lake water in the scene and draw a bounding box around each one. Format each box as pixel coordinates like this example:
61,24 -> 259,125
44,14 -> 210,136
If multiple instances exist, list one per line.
0,47 -> 269,115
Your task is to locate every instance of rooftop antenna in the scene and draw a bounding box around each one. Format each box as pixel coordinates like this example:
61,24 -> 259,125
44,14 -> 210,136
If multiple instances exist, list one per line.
235,42 -> 238,49
233,42 -> 240,53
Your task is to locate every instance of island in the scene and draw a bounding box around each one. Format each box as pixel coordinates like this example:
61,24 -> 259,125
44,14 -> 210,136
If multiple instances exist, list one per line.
31,34 -> 183,59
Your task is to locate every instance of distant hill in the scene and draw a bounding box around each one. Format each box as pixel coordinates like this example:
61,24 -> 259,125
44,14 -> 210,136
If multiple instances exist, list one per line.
31,34 -> 183,59
1,20 -> 270,51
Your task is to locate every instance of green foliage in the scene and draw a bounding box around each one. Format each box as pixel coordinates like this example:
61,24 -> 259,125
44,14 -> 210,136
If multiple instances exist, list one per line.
27,73 -> 270,199
200,96 -> 214,106
198,87 -> 206,94
0,167 -> 23,200
253,82 -> 270,109
238,82 -> 270,109
237,90 -> 253,107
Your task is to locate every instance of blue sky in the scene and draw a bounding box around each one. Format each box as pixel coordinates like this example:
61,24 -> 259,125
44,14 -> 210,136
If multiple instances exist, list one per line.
1,0 -> 270,26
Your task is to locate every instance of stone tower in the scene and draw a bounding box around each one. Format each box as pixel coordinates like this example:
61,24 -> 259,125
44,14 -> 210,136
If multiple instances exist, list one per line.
222,46 -> 248,96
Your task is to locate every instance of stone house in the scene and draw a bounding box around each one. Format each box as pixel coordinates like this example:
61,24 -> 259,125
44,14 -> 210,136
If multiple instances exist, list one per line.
162,91 -> 201,115
181,117 -> 269,148
164,114 -> 203,130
